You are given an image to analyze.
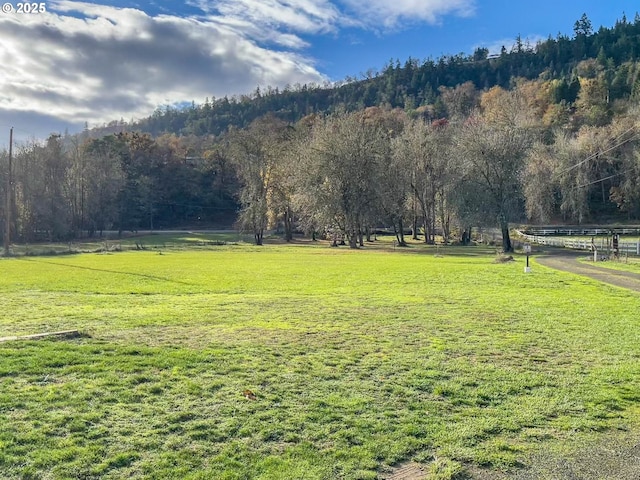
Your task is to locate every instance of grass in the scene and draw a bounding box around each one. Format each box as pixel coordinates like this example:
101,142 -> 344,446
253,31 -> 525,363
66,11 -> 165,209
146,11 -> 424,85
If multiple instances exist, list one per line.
578,255 -> 640,274
1,237 -> 640,479
7,232 -> 254,256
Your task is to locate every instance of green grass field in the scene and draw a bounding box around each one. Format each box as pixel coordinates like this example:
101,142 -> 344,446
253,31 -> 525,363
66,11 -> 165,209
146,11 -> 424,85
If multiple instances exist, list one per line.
579,256 -> 640,274
9,232 -> 254,256
1,237 -> 640,479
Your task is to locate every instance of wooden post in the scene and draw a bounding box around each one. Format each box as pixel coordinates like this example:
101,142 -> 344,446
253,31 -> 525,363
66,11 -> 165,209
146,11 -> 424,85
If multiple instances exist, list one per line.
4,127 -> 13,256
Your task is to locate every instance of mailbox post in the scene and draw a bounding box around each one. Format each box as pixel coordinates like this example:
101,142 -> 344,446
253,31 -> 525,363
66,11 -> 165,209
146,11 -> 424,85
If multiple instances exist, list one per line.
524,244 -> 531,273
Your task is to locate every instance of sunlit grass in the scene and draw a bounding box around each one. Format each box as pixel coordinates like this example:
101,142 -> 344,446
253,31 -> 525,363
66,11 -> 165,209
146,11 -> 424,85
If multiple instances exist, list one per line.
578,255 -> 640,274
7,232 -> 255,256
1,240 -> 640,479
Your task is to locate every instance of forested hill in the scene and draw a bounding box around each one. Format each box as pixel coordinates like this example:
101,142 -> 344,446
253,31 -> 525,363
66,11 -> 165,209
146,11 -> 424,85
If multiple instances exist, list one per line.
109,13 -> 640,137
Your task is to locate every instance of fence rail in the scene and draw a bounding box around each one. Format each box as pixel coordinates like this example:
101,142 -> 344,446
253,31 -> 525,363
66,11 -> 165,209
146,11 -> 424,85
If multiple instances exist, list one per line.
521,227 -> 640,236
516,231 -> 640,256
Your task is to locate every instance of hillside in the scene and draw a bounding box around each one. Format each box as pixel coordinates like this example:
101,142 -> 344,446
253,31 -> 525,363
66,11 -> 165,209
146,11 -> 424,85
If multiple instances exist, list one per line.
102,13 -> 640,137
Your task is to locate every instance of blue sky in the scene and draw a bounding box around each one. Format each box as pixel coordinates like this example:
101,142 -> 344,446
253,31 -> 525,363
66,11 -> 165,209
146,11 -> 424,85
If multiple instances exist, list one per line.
311,1 -> 637,79
0,0 -> 638,143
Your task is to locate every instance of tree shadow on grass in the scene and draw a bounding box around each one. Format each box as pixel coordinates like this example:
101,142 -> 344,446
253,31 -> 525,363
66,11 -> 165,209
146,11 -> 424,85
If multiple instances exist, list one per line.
363,241 -> 499,257
16,257 -> 196,286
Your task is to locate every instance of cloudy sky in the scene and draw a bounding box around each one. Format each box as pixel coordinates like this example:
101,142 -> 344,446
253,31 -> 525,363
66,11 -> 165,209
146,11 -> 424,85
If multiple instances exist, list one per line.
0,0 -> 637,143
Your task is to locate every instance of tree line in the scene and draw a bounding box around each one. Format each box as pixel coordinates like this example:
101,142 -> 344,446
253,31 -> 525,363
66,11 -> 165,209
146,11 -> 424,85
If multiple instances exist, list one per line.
225,86 -> 640,253
0,131 -> 240,243
2,78 -> 640,252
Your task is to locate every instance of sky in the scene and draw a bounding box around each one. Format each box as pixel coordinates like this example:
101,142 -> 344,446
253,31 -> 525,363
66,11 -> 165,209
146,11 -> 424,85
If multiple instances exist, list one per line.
0,0 -> 638,144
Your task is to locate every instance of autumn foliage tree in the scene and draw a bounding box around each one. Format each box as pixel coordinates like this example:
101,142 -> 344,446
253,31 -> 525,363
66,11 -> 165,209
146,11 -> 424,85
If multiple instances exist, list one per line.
227,115 -> 291,245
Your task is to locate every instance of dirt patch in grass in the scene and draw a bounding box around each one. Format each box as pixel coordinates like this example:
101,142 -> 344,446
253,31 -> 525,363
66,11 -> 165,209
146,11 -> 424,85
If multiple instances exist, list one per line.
383,462 -> 427,479
493,255 -> 514,264
466,433 -> 640,479
0,329 -> 86,343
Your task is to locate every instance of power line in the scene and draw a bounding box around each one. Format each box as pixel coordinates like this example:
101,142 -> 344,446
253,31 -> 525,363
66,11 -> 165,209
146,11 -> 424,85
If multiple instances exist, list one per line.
0,124 -> 41,137
555,124 -> 638,177
575,168 -> 635,189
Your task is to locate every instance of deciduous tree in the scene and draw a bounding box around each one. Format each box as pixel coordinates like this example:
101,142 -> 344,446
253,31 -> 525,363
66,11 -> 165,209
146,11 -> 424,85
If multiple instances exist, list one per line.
456,93 -> 533,251
227,115 -> 290,245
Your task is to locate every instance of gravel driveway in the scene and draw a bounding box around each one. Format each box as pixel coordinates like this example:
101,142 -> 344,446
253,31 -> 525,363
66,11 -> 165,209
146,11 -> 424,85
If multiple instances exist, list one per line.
535,248 -> 640,293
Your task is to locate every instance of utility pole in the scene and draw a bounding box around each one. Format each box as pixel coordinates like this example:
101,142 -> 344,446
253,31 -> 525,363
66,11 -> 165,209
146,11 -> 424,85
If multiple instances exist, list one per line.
4,127 -> 13,256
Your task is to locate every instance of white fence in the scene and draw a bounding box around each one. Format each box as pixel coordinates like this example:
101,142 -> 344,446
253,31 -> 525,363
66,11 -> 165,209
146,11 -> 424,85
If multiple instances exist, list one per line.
517,231 -> 640,256
523,227 -> 640,236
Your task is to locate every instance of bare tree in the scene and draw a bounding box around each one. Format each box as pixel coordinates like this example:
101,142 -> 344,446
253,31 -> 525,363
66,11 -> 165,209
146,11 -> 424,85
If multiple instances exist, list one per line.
457,116 -> 532,252
523,141 -> 558,223
302,111 -> 388,248
395,119 -> 456,244
438,81 -> 480,119
608,116 -> 640,218
380,141 -> 409,246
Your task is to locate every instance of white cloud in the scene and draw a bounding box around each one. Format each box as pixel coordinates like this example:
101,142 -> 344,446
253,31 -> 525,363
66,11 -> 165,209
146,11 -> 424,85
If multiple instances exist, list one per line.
0,0 -> 480,137
339,0 -> 476,29
0,1 -> 327,134
212,0 -> 340,34
190,0 -> 348,49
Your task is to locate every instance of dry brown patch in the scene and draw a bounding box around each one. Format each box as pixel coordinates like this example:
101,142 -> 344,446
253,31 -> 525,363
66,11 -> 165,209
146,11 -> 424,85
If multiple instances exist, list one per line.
383,462 -> 427,480
493,255 -> 514,263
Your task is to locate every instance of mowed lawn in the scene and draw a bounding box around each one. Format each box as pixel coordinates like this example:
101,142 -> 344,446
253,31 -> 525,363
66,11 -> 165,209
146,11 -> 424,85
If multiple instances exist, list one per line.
1,240 -> 640,479
579,256 -> 640,274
